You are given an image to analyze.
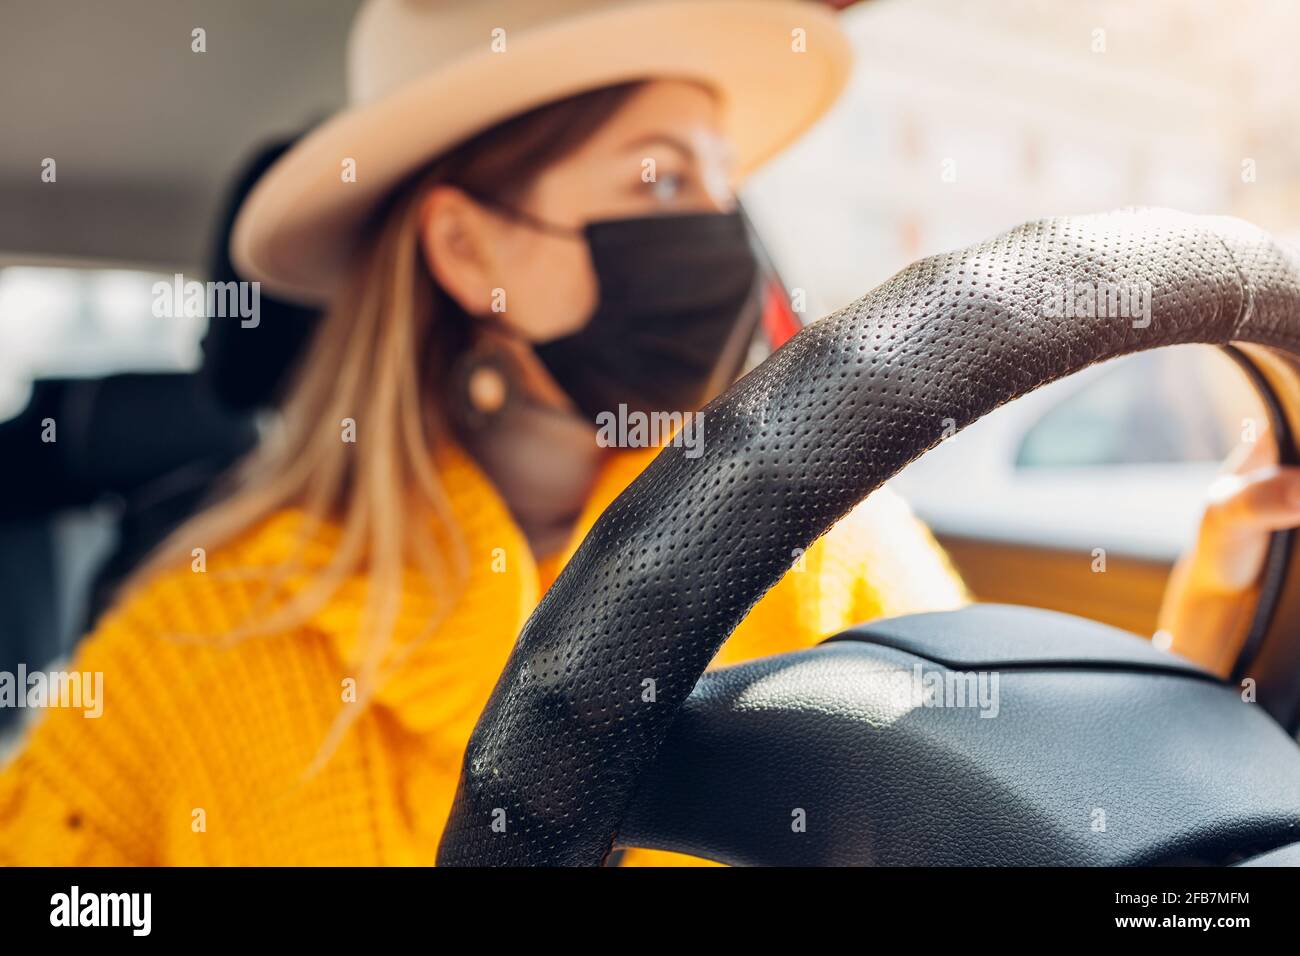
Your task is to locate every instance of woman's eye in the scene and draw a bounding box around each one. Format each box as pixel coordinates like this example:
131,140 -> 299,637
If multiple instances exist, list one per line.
649,172 -> 684,203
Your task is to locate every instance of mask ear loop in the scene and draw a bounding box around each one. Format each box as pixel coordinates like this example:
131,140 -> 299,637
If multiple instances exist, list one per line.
442,191 -> 586,428
450,187 -> 590,405
441,192 -> 590,429
460,188 -> 585,241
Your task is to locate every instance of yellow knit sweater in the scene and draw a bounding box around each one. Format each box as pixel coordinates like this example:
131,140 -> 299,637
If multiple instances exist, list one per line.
0,444 -> 965,865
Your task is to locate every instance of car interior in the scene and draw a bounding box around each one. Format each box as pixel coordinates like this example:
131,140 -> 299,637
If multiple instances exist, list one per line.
3,2 -> 1299,882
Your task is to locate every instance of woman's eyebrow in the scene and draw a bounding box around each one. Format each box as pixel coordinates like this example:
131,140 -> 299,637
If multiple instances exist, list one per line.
620,133 -> 696,160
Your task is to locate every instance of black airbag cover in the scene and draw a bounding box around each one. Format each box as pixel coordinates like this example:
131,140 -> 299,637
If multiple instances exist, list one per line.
618,606 -> 1300,865
826,603 -> 1213,678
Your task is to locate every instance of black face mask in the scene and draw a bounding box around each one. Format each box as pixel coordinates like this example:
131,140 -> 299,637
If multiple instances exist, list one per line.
538,211 -> 759,420
479,205 -> 760,421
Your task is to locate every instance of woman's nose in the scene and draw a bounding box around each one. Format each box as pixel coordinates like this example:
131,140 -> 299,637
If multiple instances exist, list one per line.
692,174 -> 737,214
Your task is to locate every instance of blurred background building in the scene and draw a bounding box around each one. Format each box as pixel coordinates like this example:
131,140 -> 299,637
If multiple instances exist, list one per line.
749,0 -> 1300,312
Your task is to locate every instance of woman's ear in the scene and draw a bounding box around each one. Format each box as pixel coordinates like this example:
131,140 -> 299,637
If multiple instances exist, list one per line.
419,185 -> 501,316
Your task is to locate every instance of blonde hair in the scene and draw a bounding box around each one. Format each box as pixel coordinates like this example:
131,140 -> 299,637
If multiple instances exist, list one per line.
126,82 -> 647,763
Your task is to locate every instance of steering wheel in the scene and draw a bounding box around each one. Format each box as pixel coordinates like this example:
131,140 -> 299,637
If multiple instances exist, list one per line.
438,208 -> 1300,866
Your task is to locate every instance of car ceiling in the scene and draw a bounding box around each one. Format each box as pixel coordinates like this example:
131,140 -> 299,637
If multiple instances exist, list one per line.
0,0 -> 363,272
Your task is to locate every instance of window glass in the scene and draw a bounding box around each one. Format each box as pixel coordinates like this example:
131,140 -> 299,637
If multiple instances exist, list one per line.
1016,348 -> 1262,468
0,266 -> 206,421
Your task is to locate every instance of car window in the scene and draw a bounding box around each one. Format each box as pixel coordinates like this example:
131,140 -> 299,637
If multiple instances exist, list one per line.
0,265 -> 206,422
1016,348 -> 1264,468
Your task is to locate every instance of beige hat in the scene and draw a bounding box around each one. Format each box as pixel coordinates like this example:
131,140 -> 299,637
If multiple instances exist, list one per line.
230,0 -> 854,304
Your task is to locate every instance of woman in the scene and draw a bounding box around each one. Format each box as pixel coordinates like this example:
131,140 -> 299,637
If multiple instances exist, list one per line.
0,0 -> 1288,865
